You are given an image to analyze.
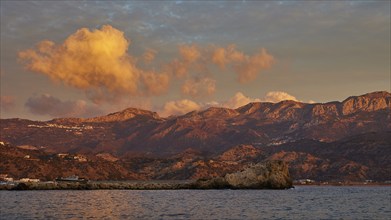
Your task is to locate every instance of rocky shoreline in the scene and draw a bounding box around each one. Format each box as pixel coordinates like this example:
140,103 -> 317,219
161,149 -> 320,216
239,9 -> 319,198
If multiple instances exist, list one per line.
1,161 -> 293,190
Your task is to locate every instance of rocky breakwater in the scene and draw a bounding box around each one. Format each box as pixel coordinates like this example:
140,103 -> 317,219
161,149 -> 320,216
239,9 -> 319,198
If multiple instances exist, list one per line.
3,160 -> 292,190
194,160 -> 293,189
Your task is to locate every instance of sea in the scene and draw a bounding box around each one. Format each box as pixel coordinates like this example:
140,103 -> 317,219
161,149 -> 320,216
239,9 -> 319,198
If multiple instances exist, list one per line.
0,186 -> 390,219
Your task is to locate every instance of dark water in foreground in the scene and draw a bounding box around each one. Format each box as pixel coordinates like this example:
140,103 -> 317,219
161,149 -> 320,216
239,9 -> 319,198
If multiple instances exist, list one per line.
0,186 -> 390,219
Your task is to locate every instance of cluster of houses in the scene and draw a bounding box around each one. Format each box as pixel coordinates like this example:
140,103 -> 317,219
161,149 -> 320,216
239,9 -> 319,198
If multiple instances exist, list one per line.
27,123 -> 93,130
0,174 -> 40,183
56,153 -> 87,162
27,123 -> 94,135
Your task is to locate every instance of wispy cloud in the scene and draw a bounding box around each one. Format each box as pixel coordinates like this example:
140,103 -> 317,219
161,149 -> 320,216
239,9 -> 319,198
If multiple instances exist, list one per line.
181,77 -> 216,97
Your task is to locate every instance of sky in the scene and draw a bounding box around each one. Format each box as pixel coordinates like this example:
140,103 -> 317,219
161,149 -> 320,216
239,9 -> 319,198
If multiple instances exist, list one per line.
0,1 -> 390,120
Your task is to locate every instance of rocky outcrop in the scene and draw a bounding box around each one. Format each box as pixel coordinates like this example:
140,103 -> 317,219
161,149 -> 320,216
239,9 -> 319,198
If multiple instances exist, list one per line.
2,161 -> 292,190
224,160 -> 292,189
196,160 -> 293,189
341,91 -> 390,116
86,108 -> 160,122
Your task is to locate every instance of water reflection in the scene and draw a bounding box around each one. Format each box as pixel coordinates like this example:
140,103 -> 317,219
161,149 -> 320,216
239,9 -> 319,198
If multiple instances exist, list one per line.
0,187 -> 390,219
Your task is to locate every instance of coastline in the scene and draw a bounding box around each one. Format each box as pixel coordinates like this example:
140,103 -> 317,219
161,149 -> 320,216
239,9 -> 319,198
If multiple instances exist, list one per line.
1,180 -> 389,191
0,179 -> 291,190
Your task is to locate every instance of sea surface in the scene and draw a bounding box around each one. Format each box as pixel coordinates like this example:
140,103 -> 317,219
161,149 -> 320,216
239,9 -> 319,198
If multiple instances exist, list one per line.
0,186 -> 390,219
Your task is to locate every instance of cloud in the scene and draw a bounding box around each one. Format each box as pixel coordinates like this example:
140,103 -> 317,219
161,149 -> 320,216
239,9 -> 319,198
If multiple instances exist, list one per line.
181,77 -> 216,97
159,99 -> 201,117
19,26 -> 139,95
165,44 -> 202,78
211,47 -> 227,69
142,72 -> 170,95
212,45 -> 275,83
157,90 -> 308,117
221,91 -> 299,109
25,94 -> 103,118
263,91 -> 298,103
19,25 -> 275,107
143,48 -> 157,63
179,44 -> 200,63
165,44 -> 274,83
18,25 -> 169,103
166,59 -> 189,78
222,92 -> 261,109
1,95 -> 15,112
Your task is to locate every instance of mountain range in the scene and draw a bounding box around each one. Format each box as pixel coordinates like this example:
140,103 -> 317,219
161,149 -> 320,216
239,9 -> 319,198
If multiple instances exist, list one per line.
1,91 -> 390,182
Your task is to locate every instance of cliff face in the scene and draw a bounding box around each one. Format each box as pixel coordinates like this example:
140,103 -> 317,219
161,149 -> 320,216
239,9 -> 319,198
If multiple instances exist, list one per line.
341,91 -> 390,115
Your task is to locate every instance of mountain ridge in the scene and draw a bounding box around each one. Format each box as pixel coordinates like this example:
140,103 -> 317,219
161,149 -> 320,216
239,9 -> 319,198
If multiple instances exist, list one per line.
1,91 -> 390,182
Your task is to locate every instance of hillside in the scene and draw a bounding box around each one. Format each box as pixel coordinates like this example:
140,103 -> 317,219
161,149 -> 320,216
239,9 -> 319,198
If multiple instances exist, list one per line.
0,91 -> 390,181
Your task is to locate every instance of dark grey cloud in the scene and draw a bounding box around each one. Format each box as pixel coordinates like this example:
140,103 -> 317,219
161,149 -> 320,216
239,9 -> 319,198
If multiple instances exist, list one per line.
25,94 -> 103,118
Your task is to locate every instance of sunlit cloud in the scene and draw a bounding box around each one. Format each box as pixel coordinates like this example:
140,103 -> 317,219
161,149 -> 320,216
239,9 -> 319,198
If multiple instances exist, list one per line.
179,44 -> 201,63
143,48 -> 157,64
19,26 -> 139,98
159,99 -> 201,117
222,92 -> 261,109
263,91 -> 298,103
142,72 -> 170,96
18,25 -> 170,103
158,91 -> 302,117
18,25 -> 275,108
211,45 -> 274,83
168,44 -> 275,83
181,77 -> 216,97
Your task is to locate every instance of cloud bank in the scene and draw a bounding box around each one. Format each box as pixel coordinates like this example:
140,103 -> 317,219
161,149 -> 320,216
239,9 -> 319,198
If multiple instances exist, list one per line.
18,25 -> 277,118
19,25 -> 275,104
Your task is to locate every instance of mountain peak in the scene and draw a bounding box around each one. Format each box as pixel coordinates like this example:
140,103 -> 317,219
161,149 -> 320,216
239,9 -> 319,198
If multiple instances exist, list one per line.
86,108 -> 160,122
200,107 -> 239,118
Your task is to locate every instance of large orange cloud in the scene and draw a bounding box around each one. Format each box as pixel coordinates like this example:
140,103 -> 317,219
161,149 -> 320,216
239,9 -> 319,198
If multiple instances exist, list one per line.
19,26 -> 138,94
19,25 -> 169,103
